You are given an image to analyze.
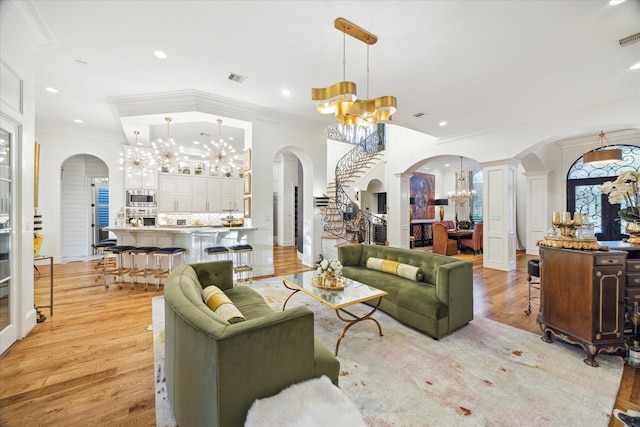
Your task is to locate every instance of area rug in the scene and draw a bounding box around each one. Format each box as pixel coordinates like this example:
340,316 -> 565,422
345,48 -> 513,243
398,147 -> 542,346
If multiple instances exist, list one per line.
152,280 -> 624,426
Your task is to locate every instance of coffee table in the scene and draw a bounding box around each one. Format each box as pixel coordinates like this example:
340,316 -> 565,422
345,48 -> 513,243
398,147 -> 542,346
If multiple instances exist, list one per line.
279,271 -> 388,355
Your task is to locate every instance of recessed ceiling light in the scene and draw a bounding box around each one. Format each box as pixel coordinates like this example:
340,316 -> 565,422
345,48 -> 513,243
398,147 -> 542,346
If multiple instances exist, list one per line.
609,0 -> 625,5
444,163 -> 450,167
281,89 -> 291,97
73,119 -> 83,123
153,50 -> 167,59
193,141 -> 200,145
228,137 -> 234,141
45,87 -> 58,93
631,62 -> 640,70
439,121 -> 448,127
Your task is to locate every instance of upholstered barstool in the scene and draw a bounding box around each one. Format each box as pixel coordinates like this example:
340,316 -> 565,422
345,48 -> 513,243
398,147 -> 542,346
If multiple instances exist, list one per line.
92,239 -> 117,282
525,258 -> 540,315
229,244 -> 253,282
102,245 -> 135,288
152,247 -> 186,290
204,246 -> 230,261
128,246 -> 159,290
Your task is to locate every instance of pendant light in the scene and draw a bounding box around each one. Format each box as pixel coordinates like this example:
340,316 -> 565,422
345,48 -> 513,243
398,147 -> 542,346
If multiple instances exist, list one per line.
583,131 -> 623,165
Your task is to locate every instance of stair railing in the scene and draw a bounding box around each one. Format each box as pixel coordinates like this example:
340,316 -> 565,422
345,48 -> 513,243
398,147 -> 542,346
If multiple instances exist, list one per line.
322,124 -> 387,244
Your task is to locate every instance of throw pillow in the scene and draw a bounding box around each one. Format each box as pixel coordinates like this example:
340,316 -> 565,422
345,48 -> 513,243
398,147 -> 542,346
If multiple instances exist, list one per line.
366,257 -> 424,282
201,285 -> 246,324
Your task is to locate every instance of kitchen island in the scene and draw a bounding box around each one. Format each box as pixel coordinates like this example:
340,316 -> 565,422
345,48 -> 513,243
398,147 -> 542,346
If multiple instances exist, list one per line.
106,225 -> 257,264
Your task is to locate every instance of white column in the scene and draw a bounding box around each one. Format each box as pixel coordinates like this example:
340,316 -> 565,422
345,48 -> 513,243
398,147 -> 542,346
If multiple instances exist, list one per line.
388,173 -> 412,248
481,160 -> 520,271
524,171 -> 550,256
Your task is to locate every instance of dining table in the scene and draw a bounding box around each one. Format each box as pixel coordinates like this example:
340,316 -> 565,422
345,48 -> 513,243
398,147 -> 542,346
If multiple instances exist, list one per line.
447,229 -> 474,250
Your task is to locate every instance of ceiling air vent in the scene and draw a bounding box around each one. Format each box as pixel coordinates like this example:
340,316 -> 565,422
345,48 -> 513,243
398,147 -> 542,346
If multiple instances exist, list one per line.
413,112 -> 425,118
228,72 -> 247,83
619,32 -> 640,47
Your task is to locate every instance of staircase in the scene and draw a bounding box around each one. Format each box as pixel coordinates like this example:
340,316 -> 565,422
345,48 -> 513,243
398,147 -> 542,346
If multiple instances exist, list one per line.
320,124 -> 387,258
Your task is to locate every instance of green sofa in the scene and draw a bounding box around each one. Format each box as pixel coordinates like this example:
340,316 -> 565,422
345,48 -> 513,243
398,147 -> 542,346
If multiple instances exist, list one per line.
338,244 -> 473,339
164,260 -> 340,427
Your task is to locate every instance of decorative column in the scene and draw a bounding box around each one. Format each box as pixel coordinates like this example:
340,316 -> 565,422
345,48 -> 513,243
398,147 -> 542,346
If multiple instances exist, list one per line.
387,173 -> 412,248
481,159 -> 520,271
524,171 -> 550,255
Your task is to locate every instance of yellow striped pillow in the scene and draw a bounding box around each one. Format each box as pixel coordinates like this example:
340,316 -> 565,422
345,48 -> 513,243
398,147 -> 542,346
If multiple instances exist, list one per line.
366,257 -> 424,282
201,285 -> 246,324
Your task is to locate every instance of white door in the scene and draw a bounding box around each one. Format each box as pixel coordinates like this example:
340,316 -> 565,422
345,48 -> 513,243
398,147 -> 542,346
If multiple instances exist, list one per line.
0,124 -> 16,355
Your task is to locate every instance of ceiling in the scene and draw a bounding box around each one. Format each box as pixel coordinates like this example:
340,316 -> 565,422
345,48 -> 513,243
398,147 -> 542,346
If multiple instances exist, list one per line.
7,0 -> 640,165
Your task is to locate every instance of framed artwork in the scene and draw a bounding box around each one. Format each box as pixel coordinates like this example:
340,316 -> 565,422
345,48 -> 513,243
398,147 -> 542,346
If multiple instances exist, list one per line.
243,148 -> 252,171
410,172 -> 435,219
243,196 -> 251,218
243,172 -> 251,195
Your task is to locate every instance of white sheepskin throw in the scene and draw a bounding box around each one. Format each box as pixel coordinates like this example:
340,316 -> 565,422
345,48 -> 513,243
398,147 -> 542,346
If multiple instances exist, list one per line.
244,376 -> 367,427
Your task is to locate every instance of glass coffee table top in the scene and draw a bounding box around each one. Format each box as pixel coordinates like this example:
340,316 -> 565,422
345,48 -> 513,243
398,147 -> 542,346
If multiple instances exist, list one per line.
278,271 -> 387,309
278,271 -> 388,355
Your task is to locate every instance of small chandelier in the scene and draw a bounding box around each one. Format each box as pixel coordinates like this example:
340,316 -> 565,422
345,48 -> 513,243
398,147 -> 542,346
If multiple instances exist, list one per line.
312,18 -> 397,126
152,117 -> 181,173
583,130 -> 623,165
448,156 -> 476,204
119,131 -> 155,176
205,119 -> 236,172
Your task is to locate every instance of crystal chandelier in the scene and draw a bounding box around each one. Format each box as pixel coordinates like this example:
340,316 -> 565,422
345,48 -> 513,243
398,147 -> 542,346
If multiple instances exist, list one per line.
312,18 -> 397,126
448,157 -> 475,204
205,119 -> 236,172
119,131 -> 155,176
152,117 -> 181,173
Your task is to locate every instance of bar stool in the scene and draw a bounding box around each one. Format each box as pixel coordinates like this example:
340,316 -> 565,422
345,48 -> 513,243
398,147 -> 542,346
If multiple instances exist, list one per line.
229,244 -> 253,282
102,245 -> 135,288
128,246 -> 159,290
204,246 -> 230,261
153,247 -> 186,291
92,240 -> 117,282
525,258 -> 540,315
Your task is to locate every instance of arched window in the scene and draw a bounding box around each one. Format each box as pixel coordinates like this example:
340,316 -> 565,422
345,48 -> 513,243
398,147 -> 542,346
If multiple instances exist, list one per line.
471,170 -> 483,223
567,145 -> 640,241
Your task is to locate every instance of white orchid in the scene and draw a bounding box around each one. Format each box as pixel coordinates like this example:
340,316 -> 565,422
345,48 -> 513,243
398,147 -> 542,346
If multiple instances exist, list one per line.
601,172 -> 640,222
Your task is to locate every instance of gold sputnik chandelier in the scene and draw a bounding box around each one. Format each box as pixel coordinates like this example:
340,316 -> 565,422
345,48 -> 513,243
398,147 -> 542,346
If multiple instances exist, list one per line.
120,131 -> 155,176
152,117 -> 181,173
206,119 -> 236,172
312,17 -> 397,126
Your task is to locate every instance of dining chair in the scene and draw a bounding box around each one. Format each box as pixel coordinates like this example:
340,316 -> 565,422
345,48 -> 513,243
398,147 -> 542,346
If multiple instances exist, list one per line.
432,222 -> 458,256
460,222 -> 483,255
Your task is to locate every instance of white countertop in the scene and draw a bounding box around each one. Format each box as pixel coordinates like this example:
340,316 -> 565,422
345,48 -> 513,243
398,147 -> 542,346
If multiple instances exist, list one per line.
106,226 -> 256,233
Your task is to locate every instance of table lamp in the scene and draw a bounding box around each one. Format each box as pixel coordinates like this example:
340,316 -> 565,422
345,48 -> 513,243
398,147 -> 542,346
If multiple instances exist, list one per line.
433,199 -> 448,221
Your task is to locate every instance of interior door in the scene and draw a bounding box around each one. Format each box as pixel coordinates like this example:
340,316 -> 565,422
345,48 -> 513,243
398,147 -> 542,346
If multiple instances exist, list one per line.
567,177 -> 625,241
0,125 -> 16,355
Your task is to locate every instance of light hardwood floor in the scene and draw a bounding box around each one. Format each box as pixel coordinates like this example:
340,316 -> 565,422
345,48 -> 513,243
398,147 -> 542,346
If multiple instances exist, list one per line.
0,247 -> 637,426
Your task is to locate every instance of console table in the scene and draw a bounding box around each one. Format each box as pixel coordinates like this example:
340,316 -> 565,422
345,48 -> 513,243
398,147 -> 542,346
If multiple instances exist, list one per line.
536,246 -> 627,366
34,255 -> 54,316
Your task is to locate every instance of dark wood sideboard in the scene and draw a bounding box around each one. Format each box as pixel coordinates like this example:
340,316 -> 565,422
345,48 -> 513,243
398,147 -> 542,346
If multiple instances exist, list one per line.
537,245 -> 627,367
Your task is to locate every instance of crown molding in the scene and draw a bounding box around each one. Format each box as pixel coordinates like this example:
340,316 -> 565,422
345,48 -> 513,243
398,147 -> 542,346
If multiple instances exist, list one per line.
2,0 -> 57,51
109,89 -> 326,131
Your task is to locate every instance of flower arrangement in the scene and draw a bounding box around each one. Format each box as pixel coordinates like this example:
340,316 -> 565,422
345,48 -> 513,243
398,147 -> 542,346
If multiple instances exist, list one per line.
317,258 -> 343,277
600,171 -> 640,222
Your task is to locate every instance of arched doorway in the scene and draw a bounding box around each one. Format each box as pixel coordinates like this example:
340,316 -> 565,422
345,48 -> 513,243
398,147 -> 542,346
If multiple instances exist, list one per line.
567,144 -> 640,241
60,154 -> 109,261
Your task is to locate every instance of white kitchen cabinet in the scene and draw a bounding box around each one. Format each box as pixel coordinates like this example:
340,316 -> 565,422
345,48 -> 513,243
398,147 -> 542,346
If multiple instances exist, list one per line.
158,174 -> 192,212
157,173 -> 242,214
125,171 -> 158,190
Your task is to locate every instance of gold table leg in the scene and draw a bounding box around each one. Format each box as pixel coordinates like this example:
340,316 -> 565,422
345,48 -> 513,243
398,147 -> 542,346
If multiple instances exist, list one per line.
281,280 -> 301,311
334,297 -> 384,356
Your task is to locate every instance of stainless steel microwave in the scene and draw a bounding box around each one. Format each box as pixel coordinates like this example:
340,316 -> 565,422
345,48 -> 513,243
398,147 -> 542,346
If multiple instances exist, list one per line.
126,190 -> 156,207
